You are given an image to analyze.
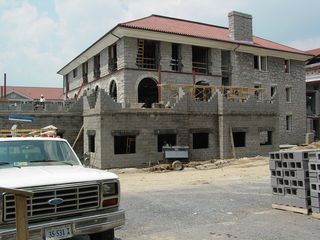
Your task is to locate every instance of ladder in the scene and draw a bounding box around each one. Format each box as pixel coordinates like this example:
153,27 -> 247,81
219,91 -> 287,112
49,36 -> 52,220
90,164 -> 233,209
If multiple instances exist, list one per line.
136,39 -> 144,67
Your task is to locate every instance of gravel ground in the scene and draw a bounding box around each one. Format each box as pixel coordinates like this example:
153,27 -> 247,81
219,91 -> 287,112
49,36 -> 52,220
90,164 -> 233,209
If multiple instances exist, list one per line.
75,157 -> 320,240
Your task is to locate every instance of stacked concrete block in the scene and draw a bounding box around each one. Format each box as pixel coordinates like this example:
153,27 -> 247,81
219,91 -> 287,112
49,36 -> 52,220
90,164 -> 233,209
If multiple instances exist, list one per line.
270,150 -> 313,209
309,152 -> 320,213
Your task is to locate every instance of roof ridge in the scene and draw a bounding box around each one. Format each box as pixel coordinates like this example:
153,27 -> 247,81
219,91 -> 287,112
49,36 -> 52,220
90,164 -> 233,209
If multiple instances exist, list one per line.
122,14 -> 229,30
119,14 -> 154,25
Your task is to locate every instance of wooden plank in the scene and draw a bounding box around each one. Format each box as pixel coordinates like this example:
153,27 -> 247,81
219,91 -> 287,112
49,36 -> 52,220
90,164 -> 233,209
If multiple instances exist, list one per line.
272,203 -> 309,215
15,194 -> 29,240
229,127 -> 236,159
312,212 -> 320,219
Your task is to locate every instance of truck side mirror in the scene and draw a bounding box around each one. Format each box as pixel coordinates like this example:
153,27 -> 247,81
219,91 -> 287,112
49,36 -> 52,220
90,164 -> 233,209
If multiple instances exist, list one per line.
82,152 -> 91,167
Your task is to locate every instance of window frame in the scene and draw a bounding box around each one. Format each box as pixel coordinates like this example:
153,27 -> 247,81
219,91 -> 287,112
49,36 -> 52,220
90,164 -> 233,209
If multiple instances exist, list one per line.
253,55 -> 268,72
284,59 -> 290,73
285,87 -> 292,103
192,132 -> 209,149
286,115 -> 292,131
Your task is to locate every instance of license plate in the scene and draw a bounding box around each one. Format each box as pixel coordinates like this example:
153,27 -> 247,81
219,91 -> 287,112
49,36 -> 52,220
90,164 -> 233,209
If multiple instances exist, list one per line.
45,224 -> 73,240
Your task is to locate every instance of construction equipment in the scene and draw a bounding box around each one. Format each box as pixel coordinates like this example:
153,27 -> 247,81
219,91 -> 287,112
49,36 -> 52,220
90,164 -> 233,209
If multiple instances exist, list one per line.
162,145 -> 190,170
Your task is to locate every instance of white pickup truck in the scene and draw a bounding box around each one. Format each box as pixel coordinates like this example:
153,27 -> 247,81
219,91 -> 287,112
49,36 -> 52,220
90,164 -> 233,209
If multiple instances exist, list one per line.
0,137 -> 125,240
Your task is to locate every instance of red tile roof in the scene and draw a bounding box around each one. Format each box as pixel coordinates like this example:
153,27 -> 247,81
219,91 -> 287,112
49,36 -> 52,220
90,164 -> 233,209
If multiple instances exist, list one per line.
119,15 -> 305,55
306,48 -> 320,56
4,86 -> 63,100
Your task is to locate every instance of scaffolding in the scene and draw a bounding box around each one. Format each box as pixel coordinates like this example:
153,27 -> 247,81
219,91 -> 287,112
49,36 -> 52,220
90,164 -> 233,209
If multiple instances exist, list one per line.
158,83 -> 265,104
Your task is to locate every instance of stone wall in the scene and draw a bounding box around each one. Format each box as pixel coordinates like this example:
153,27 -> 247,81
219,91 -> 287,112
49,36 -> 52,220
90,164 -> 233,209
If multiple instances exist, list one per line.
83,90 -> 278,168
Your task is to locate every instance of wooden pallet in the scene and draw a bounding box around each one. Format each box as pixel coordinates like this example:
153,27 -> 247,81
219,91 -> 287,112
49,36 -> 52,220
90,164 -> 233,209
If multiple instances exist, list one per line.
312,212 -> 320,219
272,203 -> 309,215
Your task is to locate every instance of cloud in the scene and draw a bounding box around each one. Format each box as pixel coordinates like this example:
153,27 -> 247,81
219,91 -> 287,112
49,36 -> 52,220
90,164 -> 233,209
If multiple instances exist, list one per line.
287,37 -> 320,51
1,2 -> 56,45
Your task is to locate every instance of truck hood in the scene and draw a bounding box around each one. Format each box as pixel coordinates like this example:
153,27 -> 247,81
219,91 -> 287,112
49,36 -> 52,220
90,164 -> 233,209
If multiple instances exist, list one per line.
0,166 -> 119,189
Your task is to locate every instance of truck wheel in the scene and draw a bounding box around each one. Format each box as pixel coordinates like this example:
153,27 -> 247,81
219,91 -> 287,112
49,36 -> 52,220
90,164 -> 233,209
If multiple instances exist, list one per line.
89,229 -> 114,240
172,160 -> 184,171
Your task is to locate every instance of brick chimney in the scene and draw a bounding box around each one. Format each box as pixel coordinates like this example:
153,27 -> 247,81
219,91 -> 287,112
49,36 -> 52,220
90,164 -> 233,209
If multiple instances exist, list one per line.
228,11 -> 253,42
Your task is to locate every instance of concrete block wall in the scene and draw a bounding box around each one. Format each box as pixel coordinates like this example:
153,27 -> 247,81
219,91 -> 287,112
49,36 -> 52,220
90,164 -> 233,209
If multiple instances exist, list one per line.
308,152 -> 320,213
0,112 -> 83,157
231,51 -> 306,145
269,149 -> 318,209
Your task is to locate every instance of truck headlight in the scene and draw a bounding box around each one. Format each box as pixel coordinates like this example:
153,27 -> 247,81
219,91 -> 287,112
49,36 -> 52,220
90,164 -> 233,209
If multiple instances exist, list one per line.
102,183 -> 117,197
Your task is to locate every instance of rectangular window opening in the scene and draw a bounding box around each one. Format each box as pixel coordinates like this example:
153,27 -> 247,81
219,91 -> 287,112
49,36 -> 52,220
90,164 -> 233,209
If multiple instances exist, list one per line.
286,115 -> 292,131
82,62 -> 88,83
271,86 -> 277,98
157,134 -> 176,152
94,54 -> 101,79
108,43 -> 117,71
88,135 -> 95,153
285,87 -> 292,102
284,60 -> 290,73
233,131 -> 246,147
171,43 -> 181,71
65,74 -> 69,92
260,131 -> 272,145
193,132 -> 209,149
114,135 -> 136,154
73,68 -> 77,78
136,39 -> 159,70
192,46 -> 209,74
253,55 -> 267,71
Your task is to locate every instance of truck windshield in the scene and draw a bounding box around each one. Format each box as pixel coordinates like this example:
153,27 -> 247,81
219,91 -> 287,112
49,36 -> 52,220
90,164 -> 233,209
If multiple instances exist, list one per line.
0,140 -> 80,167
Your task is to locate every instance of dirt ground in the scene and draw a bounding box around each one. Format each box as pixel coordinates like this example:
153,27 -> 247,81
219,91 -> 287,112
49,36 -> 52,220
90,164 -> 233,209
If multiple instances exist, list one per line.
111,156 -> 270,193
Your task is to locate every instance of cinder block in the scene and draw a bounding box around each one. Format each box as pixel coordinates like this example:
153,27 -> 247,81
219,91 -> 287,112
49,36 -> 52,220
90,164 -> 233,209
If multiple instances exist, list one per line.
283,178 -> 291,187
270,152 -> 281,160
269,159 -> 276,170
272,186 -> 284,195
281,152 -> 294,161
293,161 -> 309,170
277,178 -> 284,186
296,170 -> 309,180
291,196 -> 310,208
309,163 -> 320,172
276,170 -> 283,178
282,161 -> 289,169
308,151 -> 320,162
275,161 -> 282,169
310,183 -> 320,192
311,197 -> 320,208
310,176 -> 320,183
291,180 -> 308,189
271,177 -> 278,187
297,188 -> 310,198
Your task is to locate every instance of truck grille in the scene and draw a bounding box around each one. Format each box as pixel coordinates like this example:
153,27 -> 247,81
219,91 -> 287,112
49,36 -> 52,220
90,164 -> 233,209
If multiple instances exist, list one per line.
3,184 -> 100,222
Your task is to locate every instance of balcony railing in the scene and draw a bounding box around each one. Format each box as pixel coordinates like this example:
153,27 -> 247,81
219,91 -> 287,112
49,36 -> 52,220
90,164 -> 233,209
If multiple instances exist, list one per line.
192,61 -> 208,74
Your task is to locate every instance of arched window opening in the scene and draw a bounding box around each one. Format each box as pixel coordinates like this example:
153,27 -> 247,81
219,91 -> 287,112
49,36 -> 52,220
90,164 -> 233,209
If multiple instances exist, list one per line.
195,80 -> 211,101
109,80 -> 117,101
138,78 -> 159,108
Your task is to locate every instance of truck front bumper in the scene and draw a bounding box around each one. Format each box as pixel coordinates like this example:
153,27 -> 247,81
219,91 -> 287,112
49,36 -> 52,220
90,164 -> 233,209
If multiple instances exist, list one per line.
0,209 -> 125,240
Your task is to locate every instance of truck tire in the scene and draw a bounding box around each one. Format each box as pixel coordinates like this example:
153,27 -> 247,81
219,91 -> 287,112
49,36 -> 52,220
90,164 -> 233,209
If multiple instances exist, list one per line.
172,160 -> 184,171
89,229 -> 114,240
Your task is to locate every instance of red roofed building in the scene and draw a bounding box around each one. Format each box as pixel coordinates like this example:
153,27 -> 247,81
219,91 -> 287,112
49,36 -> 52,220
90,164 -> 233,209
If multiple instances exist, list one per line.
56,11 -> 312,166
2,86 -> 63,102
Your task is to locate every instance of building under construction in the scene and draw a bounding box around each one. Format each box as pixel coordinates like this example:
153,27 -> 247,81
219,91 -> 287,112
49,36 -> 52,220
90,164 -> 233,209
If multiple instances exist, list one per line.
57,11 -> 311,168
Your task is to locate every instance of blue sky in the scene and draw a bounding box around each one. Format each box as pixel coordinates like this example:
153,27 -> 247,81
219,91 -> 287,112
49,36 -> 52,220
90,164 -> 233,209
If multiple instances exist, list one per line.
0,0 -> 319,87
